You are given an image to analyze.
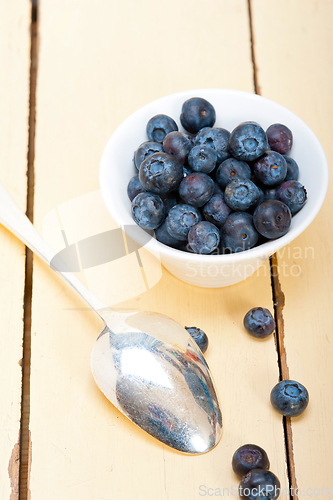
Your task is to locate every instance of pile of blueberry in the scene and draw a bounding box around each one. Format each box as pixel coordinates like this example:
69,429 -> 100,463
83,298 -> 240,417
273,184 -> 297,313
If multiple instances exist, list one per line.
232,444 -> 281,500
127,97 -> 307,254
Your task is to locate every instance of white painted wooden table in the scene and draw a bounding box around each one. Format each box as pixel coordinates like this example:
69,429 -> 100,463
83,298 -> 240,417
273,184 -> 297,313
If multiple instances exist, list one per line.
0,1 -> 332,499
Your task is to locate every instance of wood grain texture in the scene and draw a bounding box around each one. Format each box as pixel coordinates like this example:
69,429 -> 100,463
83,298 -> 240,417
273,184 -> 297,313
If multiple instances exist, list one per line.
30,1 -> 288,498
0,0 -> 31,498
252,0 -> 333,495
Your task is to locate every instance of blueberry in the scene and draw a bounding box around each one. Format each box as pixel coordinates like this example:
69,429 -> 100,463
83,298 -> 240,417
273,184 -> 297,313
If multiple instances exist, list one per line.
179,172 -> 214,207
202,193 -> 232,228
131,192 -> 165,230
216,158 -> 252,190
185,326 -> 208,353
163,131 -> 192,164
229,122 -> 268,161
188,145 -> 218,174
180,97 -> 216,134
188,221 -> 220,254
253,151 -> 287,187
232,444 -> 270,478
283,155 -> 299,181
270,379 -> 309,417
239,469 -> 281,500
276,180 -> 307,215
146,114 -> 178,143
155,221 -> 182,248
134,141 -> 164,171
224,179 -> 260,212
194,127 -> 230,163
253,200 -> 291,239
139,152 -> 183,195
266,123 -> 293,155
165,204 -> 202,241
243,307 -> 275,339
222,212 -> 259,253
127,174 -> 144,201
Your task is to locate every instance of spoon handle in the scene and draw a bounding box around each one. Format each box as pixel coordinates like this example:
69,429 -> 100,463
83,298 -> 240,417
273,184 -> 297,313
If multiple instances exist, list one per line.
0,182 -> 106,314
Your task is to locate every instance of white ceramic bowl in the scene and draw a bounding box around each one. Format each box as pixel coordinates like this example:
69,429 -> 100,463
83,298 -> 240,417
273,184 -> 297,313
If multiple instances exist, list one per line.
100,89 -> 328,287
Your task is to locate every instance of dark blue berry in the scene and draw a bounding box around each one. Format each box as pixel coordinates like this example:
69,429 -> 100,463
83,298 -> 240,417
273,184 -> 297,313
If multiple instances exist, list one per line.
229,122 -> 268,161
131,192 -> 165,230
202,193 -> 232,228
253,151 -> 287,187
270,380 -> 309,417
179,172 -> 214,208
244,307 -> 275,339
232,444 -> 270,478
266,123 -> 293,155
134,141 -> 164,171
239,469 -> 281,500
146,114 -> 178,143
188,145 -> 217,173
188,221 -> 220,254
222,212 -> 259,253
253,200 -> 291,239
165,204 -> 202,241
139,152 -> 183,195
180,97 -> 216,134
127,174 -> 144,201
162,131 -> 192,164
284,155 -> 299,181
224,179 -> 260,211
185,326 -> 208,354
194,127 -> 230,163
155,221 -> 182,248
276,181 -> 307,215
216,158 -> 251,190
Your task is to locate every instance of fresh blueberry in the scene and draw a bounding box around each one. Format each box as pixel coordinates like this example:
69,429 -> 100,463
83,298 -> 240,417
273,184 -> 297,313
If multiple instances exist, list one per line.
188,145 -> 218,174
188,221 -> 220,254
139,152 -> 183,195
253,151 -> 287,186
283,155 -> 299,181
266,123 -> 293,155
180,97 -> 216,134
179,172 -> 214,207
276,180 -> 307,215
165,204 -> 202,241
229,122 -> 268,161
185,326 -> 208,353
224,179 -> 260,211
146,114 -> 178,143
244,307 -> 275,339
232,444 -> 270,478
162,131 -> 192,164
127,174 -> 144,201
216,158 -> 251,190
202,193 -> 232,228
194,127 -> 230,163
239,469 -> 281,500
155,221 -> 182,248
134,141 -> 164,171
270,379 -> 309,417
131,192 -> 165,230
253,200 -> 291,239
222,212 -> 259,252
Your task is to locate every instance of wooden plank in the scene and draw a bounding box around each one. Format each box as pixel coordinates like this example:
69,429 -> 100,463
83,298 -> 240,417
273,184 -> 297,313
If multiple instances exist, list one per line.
30,0 -> 288,498
251,0 -> 333,495
0,1 -> 31,498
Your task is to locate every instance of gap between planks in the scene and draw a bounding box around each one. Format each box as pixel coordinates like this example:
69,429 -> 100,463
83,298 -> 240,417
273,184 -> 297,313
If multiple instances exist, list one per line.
247,1 -> 298,499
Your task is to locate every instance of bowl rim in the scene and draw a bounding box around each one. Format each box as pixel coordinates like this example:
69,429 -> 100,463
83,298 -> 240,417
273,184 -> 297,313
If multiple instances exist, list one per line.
100,88 -> 329,264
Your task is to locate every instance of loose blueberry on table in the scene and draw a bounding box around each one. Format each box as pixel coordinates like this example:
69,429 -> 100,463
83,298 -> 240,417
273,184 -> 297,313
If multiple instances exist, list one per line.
243,307 -> 275,339
185,326 -> 209,353
270,379 -> 309,417
239,469 -> 281,500
232,444 -> 270,478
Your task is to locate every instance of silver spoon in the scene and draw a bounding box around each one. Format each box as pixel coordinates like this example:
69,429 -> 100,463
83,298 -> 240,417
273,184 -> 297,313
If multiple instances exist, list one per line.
0,182 -> 222,454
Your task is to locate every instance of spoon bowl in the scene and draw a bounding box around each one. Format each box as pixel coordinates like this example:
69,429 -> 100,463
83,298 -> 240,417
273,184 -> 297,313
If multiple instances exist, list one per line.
0,182 -> 222,454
